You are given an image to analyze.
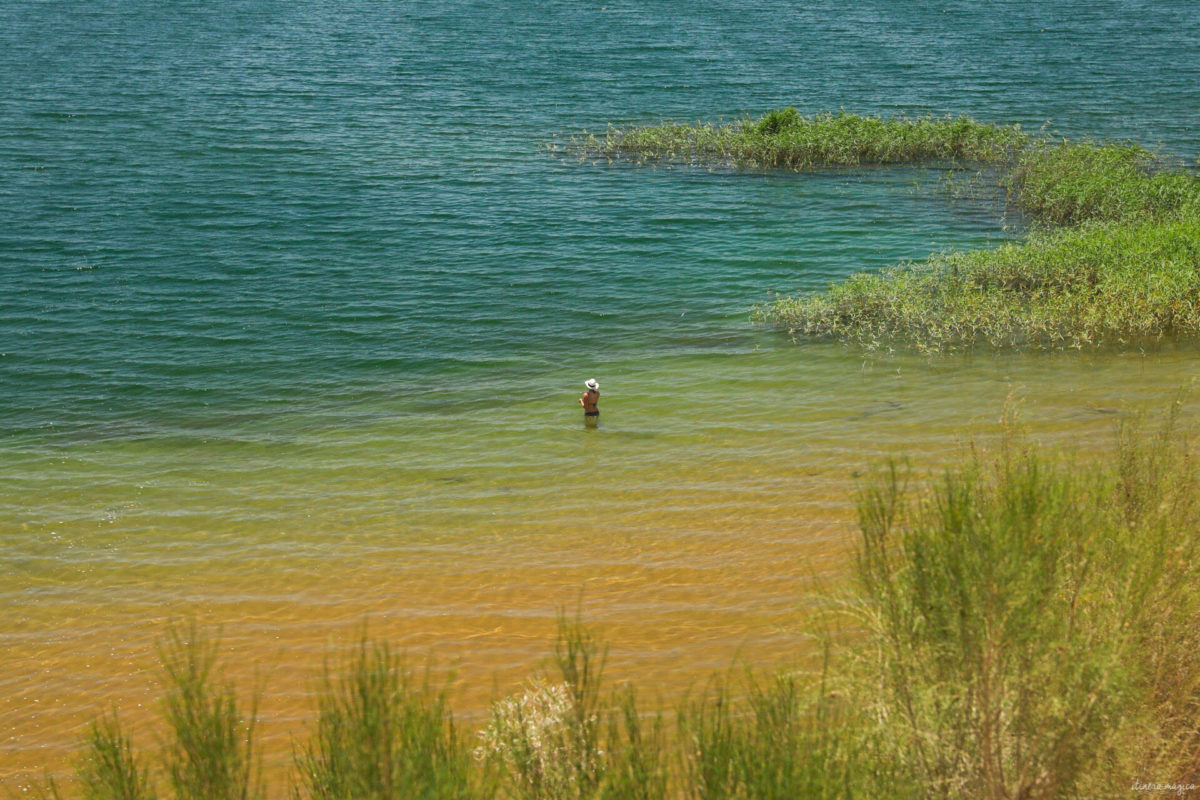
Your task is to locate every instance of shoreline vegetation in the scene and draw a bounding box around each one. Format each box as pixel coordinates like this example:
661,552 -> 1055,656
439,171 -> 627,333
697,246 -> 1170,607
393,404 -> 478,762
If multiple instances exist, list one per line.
40,410 -> 1200,799
566,110 -> 1200,352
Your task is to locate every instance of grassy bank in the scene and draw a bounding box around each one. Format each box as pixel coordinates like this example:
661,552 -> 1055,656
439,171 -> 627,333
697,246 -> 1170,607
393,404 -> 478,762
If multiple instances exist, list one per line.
43,413 -> 1200,799
570,109 -> 1200,351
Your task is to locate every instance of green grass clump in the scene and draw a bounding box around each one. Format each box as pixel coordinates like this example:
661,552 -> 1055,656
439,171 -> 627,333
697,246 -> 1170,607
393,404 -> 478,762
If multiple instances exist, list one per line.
765,214 -> 1200,351
853,410 -> 1200,798
575,109 -> 1029,170
1006,139 -> 1200,225
599,687 -> 668,800
158,623 -> 262,800
295,636 -> 476,800
678,669 -> 915,800
37,625 -> 262,800
76,715 -> 156,800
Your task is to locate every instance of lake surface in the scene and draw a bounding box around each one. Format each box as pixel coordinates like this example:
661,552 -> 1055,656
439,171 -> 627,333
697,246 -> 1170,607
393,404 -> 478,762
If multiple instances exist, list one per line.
2,0 -> 1199,784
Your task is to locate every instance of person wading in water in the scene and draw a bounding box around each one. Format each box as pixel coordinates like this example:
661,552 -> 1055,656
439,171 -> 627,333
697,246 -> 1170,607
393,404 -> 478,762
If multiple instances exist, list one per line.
580,378 -> 600,427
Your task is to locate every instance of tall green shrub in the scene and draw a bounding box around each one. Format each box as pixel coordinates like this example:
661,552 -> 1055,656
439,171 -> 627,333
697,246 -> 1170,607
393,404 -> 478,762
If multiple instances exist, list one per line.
158,623 -> 262,800
295,637 -> 475,800
854,415 -> 1200,798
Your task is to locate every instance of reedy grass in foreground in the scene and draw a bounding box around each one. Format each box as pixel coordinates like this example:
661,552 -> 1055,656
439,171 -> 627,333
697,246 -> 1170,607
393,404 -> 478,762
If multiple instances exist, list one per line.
295,636 -> 476,800
855,408 -> 1200,798
39,624 -> 259,800
44,412 -> 1200,798
157,622 -> 262,800
75,714 -> 155,800
677,666 -> 914,800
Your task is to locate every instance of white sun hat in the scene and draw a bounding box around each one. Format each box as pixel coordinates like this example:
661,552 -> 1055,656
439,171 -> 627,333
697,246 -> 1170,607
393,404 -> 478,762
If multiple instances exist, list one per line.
585,379 -> 599,390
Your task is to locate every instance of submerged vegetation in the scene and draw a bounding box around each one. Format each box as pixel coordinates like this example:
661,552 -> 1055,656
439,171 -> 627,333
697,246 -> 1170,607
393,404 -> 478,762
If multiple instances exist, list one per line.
573,109 -> 1028,170
42,411 -> 1200,798
768,215 -> 1200,351
570,109 -> 1200,351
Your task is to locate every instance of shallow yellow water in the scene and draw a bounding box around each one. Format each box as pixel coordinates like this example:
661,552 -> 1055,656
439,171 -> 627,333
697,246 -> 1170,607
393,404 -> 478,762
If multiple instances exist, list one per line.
3,343 -> 1197,787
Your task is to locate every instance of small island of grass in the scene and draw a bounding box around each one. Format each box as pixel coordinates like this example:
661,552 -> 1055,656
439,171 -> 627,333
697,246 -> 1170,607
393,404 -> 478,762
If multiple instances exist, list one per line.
571,110 -> 1200,351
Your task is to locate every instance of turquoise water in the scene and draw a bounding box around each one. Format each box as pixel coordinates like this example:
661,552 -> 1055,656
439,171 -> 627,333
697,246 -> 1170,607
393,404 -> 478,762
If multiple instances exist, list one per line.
3,0 -> 1200,781
4,0 -> 1198,441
